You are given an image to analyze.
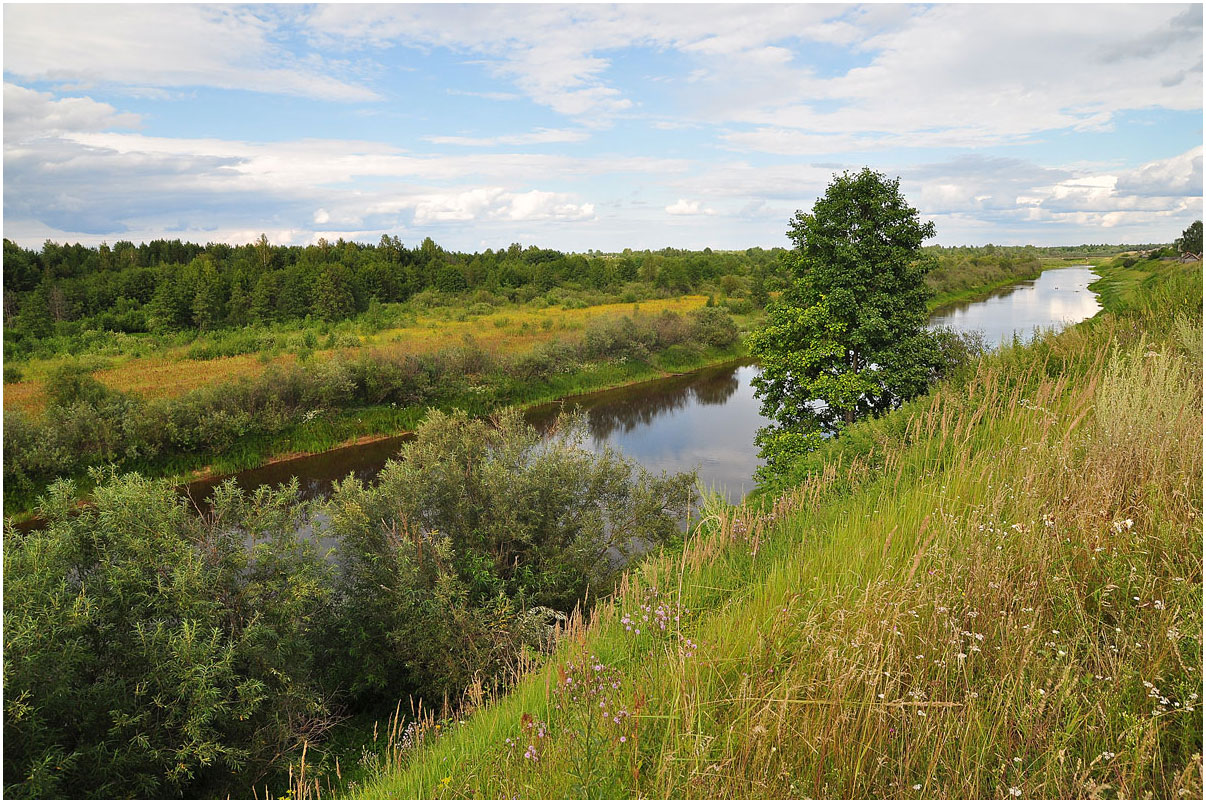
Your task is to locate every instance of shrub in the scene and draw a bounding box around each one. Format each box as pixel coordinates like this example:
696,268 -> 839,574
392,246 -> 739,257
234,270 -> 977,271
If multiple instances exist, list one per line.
4,474 -> 334,798
43,361 -> 115,408
688,307 -> 740,347
722,297 -> 754,315
319,409 -> 696,703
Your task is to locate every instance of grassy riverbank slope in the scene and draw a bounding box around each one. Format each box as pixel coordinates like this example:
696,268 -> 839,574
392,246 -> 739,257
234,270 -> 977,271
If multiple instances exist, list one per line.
349,256 -> 1202,799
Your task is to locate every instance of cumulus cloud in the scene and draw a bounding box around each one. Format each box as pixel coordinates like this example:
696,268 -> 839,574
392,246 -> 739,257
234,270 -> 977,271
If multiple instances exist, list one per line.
1114,147 -> 1203,198
4,83 -> 142,139
404,188 -> 596,225
4,5 -> 378,101
4,124 -> 605,240
903,148 -> 1203,237
665,199 -> 715,215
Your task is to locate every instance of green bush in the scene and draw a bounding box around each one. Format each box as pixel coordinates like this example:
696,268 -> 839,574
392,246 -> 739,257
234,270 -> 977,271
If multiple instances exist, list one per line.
4,474 -> 333,798
688,306 -> 741,347
319,409 -> 696,703
4,410 -> 697,797
43,362 -> 115,408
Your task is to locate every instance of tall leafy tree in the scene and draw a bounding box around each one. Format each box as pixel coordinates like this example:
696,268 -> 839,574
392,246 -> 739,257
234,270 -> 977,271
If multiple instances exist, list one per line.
1176,220 -> 1202,256
312,263 -> 356,321
748,168 -> 940,478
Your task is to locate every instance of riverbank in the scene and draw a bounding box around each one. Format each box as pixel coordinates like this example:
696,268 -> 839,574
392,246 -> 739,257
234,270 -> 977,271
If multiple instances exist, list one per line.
347,255 -> 1202,799
4,337 -> 747,522
3,260 -> 1064,522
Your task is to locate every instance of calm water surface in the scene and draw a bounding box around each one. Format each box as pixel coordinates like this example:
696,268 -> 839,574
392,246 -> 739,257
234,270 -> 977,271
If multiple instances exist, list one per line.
928,266 -> 1101,346
174,266 -> 1103,508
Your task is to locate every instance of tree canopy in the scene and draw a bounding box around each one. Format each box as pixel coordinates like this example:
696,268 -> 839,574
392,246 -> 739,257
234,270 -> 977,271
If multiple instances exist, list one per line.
748,168 -> 941,478
1176,220 -> 1202,256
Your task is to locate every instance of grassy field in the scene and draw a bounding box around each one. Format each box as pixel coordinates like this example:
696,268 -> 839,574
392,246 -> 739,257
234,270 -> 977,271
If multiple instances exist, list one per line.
332,257 -> 1201,800
3,296 -> 713,415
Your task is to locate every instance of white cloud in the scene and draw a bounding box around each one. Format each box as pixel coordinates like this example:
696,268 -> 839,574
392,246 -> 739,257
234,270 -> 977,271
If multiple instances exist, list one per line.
3,5 -> 378,102
503,190 -> 595,222
305,4 -> 855,122
665,199 -> 715,216
4,124 -> 607,239
446,89 -> 521,102
424,128 -> 590,147
717,4 -> 1202,151
1115,146 -> 1203,198
382,188 -> 596,225
306,4 -> 1199,147
4,83 -> 142,139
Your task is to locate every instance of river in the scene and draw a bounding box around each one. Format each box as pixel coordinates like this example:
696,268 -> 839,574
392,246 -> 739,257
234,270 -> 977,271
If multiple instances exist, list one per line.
136,265 -> 1109,511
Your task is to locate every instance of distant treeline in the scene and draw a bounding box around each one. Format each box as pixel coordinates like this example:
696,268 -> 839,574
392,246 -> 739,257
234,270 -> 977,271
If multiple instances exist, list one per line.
1,236 -> 783,355
2,236 -> 1159,364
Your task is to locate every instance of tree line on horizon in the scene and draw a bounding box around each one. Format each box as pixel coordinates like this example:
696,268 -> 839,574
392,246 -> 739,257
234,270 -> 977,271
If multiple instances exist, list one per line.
0,233 -> 1165,366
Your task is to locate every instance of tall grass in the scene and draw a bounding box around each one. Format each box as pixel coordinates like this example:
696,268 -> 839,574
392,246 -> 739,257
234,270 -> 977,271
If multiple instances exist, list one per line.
348,260 -> 1202,800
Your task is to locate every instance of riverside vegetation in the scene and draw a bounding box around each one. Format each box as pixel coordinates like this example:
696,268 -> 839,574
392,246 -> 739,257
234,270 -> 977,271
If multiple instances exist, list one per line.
4,409 -> 696,798
3,234 -> 1192,798
2,236 -> 1068,517
342,254 -> 1201,799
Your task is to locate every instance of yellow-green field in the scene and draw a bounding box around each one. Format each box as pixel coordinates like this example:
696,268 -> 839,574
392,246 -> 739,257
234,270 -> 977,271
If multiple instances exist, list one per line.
3,296 -> 710,414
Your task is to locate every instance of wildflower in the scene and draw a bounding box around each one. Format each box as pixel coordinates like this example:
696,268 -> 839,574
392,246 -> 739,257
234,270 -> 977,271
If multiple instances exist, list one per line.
1009,787 -> 1022,797
619,736 -> 627,743
913,784 -> 922,790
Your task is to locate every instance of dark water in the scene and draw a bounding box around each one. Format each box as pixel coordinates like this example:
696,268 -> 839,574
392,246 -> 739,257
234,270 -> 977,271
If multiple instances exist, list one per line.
14,267 -> 1103,529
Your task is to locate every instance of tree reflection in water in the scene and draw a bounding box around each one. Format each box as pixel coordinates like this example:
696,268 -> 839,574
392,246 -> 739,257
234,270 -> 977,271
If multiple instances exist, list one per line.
525,361 -> 745,441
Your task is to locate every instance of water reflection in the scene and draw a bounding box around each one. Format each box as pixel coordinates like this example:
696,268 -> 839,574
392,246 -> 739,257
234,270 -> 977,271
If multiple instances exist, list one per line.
184,433 -> 413,507
524,362 -> 764,504
928,266 -> 1101,347
527,362 -> 742,440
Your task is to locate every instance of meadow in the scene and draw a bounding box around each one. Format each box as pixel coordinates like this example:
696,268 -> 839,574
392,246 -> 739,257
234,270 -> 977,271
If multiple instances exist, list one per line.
3,295 -> 715,415
337,255 -> 1202,800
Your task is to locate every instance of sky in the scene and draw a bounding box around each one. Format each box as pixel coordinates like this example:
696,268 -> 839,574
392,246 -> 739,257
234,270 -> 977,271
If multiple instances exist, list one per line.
3,2 -> 1202,252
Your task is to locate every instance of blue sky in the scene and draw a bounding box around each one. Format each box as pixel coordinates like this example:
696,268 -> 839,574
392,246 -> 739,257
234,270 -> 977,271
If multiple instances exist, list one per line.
3,3 -> 1202,251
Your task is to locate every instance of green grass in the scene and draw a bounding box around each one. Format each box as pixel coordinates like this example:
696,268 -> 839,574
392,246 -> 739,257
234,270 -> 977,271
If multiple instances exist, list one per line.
335,258 -> 1202,800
